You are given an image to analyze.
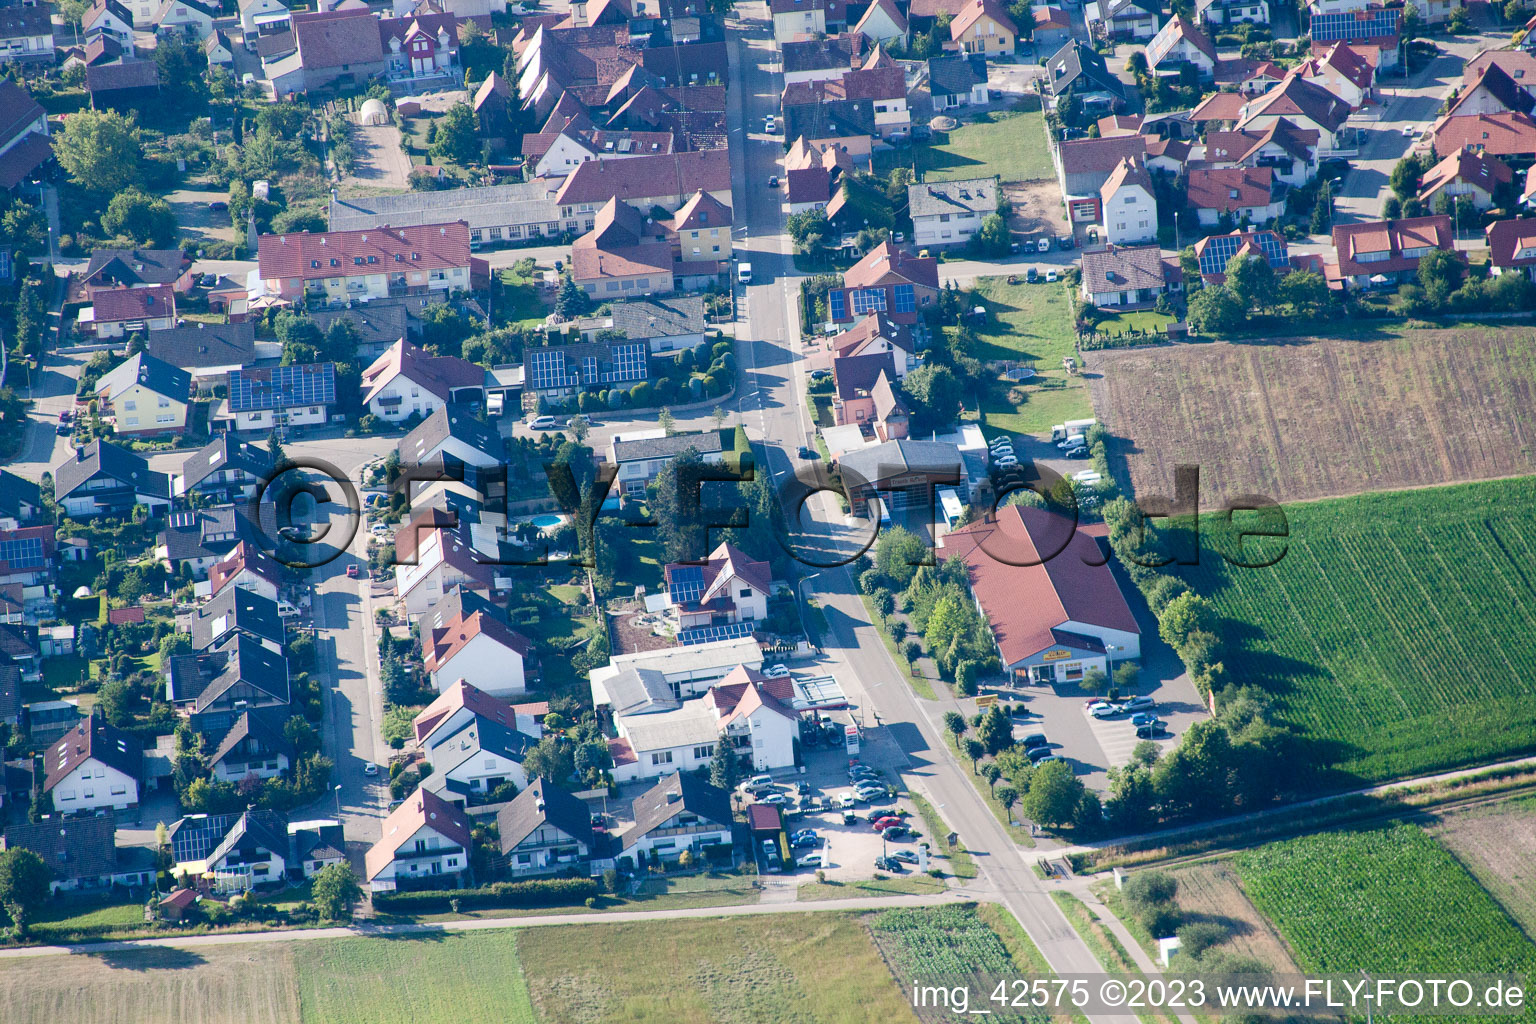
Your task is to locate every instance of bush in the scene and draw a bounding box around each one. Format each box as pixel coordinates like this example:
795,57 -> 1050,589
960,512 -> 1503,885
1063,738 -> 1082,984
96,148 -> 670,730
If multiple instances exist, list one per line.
1176,921 -> 1229,959
371,877 -> 600,913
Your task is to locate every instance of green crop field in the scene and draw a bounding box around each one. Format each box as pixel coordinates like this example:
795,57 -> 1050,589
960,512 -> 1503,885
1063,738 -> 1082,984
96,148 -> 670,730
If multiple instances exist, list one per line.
1170,476 -> 1536,782
1234,825 -> 1536,1023
296,933 -> 536,1023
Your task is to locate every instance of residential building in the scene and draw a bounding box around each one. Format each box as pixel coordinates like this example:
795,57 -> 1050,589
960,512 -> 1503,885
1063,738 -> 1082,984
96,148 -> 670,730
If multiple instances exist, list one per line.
84,284 -> 177,338
1193,228 -> 1293,284
1236,74 -> 1351,151
590,635 -> 764,710
0,623 -> 38,682
44,717 -> 142,814
1203,118 -> 1320,187
0,5 -> 53,66
524,336 -> 649,397
1032,6 -> 1072,48
289,819 -> 346,879
942,504 -> 1142,684
907,176 -> 1000,249
77,247 -> 193,299
0,470 -> 41,530
661,541 -> 771,639
1328,215 -> 1457,289
423,608 -> 533,697
1187,166 -> 1285,226
155,0 -> 217,39
608,428 -> 728,496
165,634 -> 291,732
927,52 -> 989,111
225,362 -> 337,432
554,150 -> 732,221
949,0 -> 1016,54
833,438 -> 966,517
174,435 -> 276,503
1418,149 -> 1511,212
93,352 -> 191,436
1291,41 -> 1375,109
1486,217 -> 1536,279
146,322 -> 258,387
521,124 -> 675,179
1196,0 -> 1269,23
1097,157 -> 1158,244
185,810 -> 290,892
1079,244 -> 1183,308
399,406 -> 503,488
84,59 -> 161,109
206,541 -> 289,606
853,0 -> 907,45
0,526 -> 54,595
831,351 -> 897,428
1055,135 -> 1147,227
1086,0 -> 1159,40
771,0 -> 828,43
208,710 -> 294,783
239,0 -> 290,36
1431,111 -> 1536,160
2,814 -> 154,892
571,198 -> 676,297
266,7 -> 388,95
83,0 -> 134,40
1445,63 -> 1532,120
157,506 -> 246,577
53,440 -> 172,519
784,136 -> 854,213
394,527 -> 496,616
496,779 -> 598,877
0,81 -> 49,190
667,189 -> 733,265
608,667 -> 799,783
572,295 -> 708,353
188,585 -> 286,654
1306,6 -> 1400,68
361,339 -> 488,422
366,788 -> 472,891
256,222 -> 474,304
1146,15 -> 1217,78
825,313 -> 915,376
616,772 -> 734,870
377,11 -> 459,81
413,677 -> 544,748
825,242 -> 939,325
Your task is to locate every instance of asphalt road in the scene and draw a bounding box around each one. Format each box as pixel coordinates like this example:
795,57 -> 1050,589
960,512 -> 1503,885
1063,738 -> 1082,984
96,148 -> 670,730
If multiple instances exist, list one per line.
724,6 -> 1135,1017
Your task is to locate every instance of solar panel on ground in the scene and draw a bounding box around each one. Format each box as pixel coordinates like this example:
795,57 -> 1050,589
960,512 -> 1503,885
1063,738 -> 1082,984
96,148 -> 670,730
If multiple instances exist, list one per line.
678,621 -> 753,646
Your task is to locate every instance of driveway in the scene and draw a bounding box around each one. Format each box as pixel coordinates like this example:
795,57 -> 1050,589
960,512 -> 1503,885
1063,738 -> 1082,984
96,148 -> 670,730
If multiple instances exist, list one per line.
341,121 -> 414,191
167,187 -> 238,250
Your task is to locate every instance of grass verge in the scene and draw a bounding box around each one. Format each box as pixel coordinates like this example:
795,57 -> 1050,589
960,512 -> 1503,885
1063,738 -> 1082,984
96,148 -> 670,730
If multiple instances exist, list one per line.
857,591 -> 939,701
797,875 -> 948,901
941,730 -> 1035,847
908,792 -> 978,880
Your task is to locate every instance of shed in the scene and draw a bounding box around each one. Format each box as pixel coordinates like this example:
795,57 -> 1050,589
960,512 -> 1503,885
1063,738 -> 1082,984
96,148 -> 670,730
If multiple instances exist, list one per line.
747,803 -> 783,836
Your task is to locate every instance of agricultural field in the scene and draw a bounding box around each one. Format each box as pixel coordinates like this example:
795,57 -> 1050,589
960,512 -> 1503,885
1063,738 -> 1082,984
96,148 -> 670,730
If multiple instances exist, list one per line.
1088,328 -> 1536,508
296,934 -> 535,1023
966,277 -> 1092,435
1169,476 -> 1536,782
1234,824 -> 1536,1018
1434,795 -> 1536,938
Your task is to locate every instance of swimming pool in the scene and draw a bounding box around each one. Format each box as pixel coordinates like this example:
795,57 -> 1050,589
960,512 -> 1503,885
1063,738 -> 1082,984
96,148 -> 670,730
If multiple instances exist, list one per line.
530,514 -> 564,529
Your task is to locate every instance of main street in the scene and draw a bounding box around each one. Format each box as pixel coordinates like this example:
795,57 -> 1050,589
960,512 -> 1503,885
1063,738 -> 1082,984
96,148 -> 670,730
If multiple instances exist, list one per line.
721,6 -> 1135,1018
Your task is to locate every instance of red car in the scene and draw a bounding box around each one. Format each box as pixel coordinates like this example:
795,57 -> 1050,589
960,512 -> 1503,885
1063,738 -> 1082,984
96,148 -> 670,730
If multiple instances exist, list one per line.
345,564 -> 360,578
871,817 -> 903,832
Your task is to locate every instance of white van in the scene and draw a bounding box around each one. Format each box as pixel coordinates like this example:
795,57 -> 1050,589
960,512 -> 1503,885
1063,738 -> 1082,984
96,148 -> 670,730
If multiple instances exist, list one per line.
737,262 -> 753,284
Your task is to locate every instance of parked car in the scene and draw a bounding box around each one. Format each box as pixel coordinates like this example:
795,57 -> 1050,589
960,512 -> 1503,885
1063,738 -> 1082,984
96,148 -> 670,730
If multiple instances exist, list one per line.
1028,745 -> 1057,763
994,455 -> 1019,467
842,808 -> 857,825
207,200 -> 228,212
882,824 -> 910,840
871,816 -> 903,831
768,175 -> 779,188
798,852 -> 824,868
757,792 -> 788,806
764,664 -> 792,678
362,762 -> 379,776
57,409 -> 72,422
1137,723 -> 1170,739
1037,238 -> 1052,253
742,774 -> 775,794
1064,446 -> 1090,459
1026,267 -> 1038,283
835,791 -> 858,808
1121,695 -> 1155,712
345,564 -> 360,578
528,415 -> 560,430
791,833 -> 820,849
55,423 -> 70,435
875,856 -> 904,872
1033,755 -> 1064,766
1044,270 -> 1060,282
1089,701 -> 1120,719
1131,712 -> 1161,727
892,850 -> 919,864
1021,732 -> 1048,751
797,446 -> 818,459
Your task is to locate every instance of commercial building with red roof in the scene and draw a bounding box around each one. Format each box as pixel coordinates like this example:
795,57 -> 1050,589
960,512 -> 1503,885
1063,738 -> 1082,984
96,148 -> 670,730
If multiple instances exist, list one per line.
941,505 -> 1141,684
257,222 -> 473,303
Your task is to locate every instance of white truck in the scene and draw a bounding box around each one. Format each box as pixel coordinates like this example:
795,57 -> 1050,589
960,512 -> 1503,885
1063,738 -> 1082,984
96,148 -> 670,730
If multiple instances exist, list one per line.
1051,418 -> 1096,442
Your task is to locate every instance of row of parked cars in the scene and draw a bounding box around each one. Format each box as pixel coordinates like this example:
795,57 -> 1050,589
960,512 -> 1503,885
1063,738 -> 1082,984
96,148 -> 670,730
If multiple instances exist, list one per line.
1086,695 -> 1170,738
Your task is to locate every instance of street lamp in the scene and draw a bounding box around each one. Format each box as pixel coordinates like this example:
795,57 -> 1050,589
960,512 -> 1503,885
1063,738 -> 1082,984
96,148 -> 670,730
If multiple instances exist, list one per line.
334,784 -> 343,818
796,571 -> 822,641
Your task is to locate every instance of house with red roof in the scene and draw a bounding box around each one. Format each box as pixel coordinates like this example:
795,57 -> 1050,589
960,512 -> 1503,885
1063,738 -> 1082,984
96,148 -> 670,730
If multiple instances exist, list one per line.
1292,42 -> 1376,110
853,0 -> 908,45
1203,118 -> 1320,186
571,198 -> 677,298
1146,14 -> 1217,79
1187,166 -> 1284,226
266,7 -> 388,95
1235,73 -> 1351,150
949,0 -> 1016,54
1033,5 -> 1072,48
423,608 -> 534,698
825,242 -> 939,325
256,221 -> 474,304
413,679 -> 546,747
365,787 -> 472,891
360,338 -> 489,423
84,284 -> 176,338
1328,215 -> 1457,290
206,541 -> 290,607
1483,217 -> 1536,281
554,150 -> 732,222
1430,111 -> 1536,160
941,505 -> 1141,685
44,717 -> 142,814
1417,149 -> 1512,212
663,541 -> 771,636
1444,62 -> 1533,120
394,527 -> 497,617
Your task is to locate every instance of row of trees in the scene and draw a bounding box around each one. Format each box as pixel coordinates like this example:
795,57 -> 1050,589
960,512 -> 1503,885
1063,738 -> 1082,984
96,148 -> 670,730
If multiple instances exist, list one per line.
1183,252 -> 1332,334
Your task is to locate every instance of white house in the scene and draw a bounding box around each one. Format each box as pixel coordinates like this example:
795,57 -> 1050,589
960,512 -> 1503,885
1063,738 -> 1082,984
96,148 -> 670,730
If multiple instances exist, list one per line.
207,542 -> 286,606
852,0 -> 907,45
420,715 -> 535,803
617,772 -> 735,870
770,0 -> 828,43
365,788 -> 473,891
399,406 -> 504,483
496,779 -> 601,877
394,528 -> 496,617
908,176 -> 1000,249
225,363 -> 336,433
590,635 -> 764,711
154,0 -> 216,39
1146,15 -> 1217,78
423,608 -> 533,698
52,440 -> 172,520
207,711 -> 293,783
608,429 -> 728,497
661,542 -> 772,641
44,718 -> 141,814
191,810 -> 290,893
1098,157 -> 1159,245
238,0 -> 290,36
289,820 -> 346,879
608,667 -> 799,784
360,339 -> 487,424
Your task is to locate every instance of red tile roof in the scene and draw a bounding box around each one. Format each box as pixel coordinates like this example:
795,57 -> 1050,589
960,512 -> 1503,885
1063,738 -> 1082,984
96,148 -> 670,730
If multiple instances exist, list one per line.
1189,90 -> 1247,123
1331,215 -> 1455,278
843,241 -> 939,290
942,505 -> 1139,669
292,6 -> 384,70
1430,110 -> 1536,158
1483,217 -> 1536,268
950,0 -> 1018,40
107,607 -> 145,625
1186,166 -> 1277,212
92,285 -> 175,323
360,339 -> 485,406
366,787 -> 472,881
413,679 -> 521,742
424,610 -> 533,676
554,150 -> 730,206
258,222 -> 472,283
1418,148 -> 1512,203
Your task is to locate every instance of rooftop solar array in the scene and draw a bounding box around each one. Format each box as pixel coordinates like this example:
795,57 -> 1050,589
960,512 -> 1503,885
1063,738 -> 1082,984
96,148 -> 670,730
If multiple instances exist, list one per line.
667,565 -> 705,605
170,813 -> 239,864
678,621 -> 753,646
1309,7 -> 1398,41
0,536 -> 44,570
228,364 -> 337,412
1197,232 -> 1288,276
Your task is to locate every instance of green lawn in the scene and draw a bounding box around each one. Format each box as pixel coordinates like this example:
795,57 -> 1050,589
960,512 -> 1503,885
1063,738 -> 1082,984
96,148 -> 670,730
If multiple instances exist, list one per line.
496,266 -> 549,328
962,277 -> 1092,436
1234,824 -> 1536,1023
40,655 -> 89,690
26,900 -> 144,942
907,794 -> 978,880
901,108 -> 1054,184
296,933 -> 535,1024
1168,475 -> 1536,783
1093,309 -> 1174,338
797,875 -> 948,900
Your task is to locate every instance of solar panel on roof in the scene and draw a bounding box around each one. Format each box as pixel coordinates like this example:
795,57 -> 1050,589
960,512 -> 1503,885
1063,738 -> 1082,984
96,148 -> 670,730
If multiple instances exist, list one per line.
1309,8 -> 1398,41
0,536 -> 44,570
227,365 -> 337,412
170,813 -> 238,863
1197,233 -> 1288,276
668,565 -> 705,605
678,621 -> 753,646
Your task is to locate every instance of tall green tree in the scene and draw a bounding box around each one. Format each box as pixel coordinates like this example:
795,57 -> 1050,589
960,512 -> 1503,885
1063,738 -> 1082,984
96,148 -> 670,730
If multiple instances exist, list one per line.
1223,252 -> 1277,313
708,733 -> 741,791
310,863 -> 362,920
0,848 -> 50,936
54,110 -> 143,194
429,103 -> 480,165
1022,759 -> 1086,828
